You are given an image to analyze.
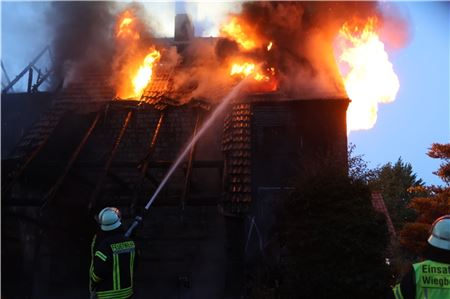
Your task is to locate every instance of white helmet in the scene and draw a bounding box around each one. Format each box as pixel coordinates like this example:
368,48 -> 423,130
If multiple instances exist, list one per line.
98,207 -> 122,231
428,215 -> 450,250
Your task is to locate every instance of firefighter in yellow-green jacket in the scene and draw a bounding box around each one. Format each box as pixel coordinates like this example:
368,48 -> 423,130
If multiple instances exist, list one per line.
90,207 -> 136,299
391,215 -> 450,299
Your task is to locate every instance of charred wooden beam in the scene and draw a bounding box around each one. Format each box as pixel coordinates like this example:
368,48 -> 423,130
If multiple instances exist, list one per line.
107,171 -> 133,192
32,67 -> 54,93
143,171 -> 160,187
140,111 -> 166,168
131,111 -> 165,213
4,133 -> 54,198
27,111 -> 103,297
40,112 -> 101,210
67,169 -> 96,187
2,46 -> 49,93
27,68 -> 33,93
88,110 -> 133,213
181,109 -> 202,210
1,61 -> 14,92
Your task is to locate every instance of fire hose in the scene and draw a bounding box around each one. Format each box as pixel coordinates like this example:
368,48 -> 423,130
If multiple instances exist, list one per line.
124,79 -> 246,238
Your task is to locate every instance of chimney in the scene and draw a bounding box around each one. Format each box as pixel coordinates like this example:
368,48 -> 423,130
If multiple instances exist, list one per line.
174,14 -> 194,41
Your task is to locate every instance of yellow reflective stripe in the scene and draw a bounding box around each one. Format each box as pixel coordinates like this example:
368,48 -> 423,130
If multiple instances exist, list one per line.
95,251 -> 108,262
116,254 -> 121,289
89,235 -> 97,291
112,253 -> 121,290
91,270 -> 102,283
393,284 -> 404,299
98,294 -> 132,299
97,286 -> 132,295
96,287 -> 133,299
112,254 -> 117,290
130,251 -> 135,286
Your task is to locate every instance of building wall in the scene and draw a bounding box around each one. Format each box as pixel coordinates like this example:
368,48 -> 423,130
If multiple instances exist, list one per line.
4,95 -> 349,299
251,99 -> 349,193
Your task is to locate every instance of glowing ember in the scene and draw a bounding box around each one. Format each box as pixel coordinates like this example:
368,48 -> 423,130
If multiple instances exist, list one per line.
132,49 -> 161,97
267,41 -> 273,51
229,62 -> 277,92
230,62 -> 255,78
220,17 -> 257,50
116,11 -> 140,40
334,17 -> 400,132
229,62 -> 271,82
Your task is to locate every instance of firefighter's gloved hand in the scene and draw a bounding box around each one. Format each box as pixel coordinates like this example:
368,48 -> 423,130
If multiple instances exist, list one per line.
134,215 -> 143,229
125,216 -> 143,238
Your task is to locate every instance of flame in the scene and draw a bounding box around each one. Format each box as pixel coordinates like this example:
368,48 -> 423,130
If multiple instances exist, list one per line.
230,62 -> 272,82
220,17 -> 258,50
131,49 -> 161,97
114,10 -> 161,99
229,62 -> 277,92
334,17 -> 400,132
230,62 -> 256,78
116,10 -> 140,40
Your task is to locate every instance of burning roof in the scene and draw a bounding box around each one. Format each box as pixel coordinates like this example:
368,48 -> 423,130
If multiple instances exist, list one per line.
42,2 -> 408,135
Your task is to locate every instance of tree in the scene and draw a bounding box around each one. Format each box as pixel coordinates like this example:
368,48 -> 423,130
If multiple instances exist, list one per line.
428,143 -> 450,185
347,143 -> 377,183
276,167 -> 391,298
246,147 -> 391,298
370,158 -> 424,230
399,143 -> 450,256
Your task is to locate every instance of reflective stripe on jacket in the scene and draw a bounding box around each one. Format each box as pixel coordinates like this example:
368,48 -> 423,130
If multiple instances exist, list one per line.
90,231 -> 136,299
393,260 -> 450,299
413,260 -> 450,299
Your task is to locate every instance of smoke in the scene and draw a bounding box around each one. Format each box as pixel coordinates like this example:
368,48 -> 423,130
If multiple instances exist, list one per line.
211,1 -> 410,99
111,3 -> 161,98
46,2 -> 116,83
378,2 -> 412,50
44,1 -> 411,102
172,38 -> 233,103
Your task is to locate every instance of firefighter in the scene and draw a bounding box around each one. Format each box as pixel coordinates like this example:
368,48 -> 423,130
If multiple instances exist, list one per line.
90,207 -> 136,299
391,215 -> 450,299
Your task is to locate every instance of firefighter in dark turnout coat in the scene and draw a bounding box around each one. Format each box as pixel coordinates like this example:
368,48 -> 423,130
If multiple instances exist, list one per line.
90,207 -> 136,299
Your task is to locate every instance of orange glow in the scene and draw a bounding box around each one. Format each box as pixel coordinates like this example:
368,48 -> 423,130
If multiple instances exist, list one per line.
230,62 -> 256,78
116,11 -> 140,40
132,49 -> 161,97
114,10 -> 161,99
229,62 -> 272,82
229,62 -> 277,92
334,17 -> 400,132
220,17 -> 257,50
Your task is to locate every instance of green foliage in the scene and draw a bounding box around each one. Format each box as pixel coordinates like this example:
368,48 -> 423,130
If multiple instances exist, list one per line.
276,168 -> 391,298
428,143 -> 450,185
348,143 -> 377,183
370,157 -> 424,230
399,143 -> 450,256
